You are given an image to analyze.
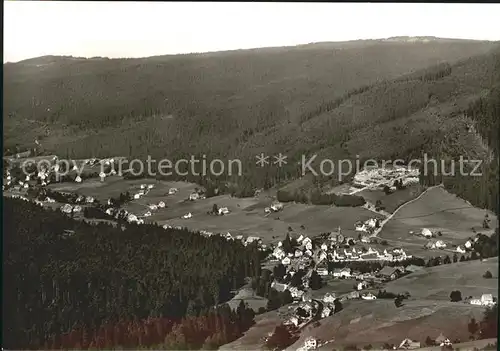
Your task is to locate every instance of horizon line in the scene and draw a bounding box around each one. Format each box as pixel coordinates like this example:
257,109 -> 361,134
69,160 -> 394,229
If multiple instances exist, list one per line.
4,35 -> 499,64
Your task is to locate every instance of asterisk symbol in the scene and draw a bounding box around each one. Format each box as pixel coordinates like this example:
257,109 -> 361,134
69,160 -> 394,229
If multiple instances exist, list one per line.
255,153 -> 269,167
273,153 -> 288,167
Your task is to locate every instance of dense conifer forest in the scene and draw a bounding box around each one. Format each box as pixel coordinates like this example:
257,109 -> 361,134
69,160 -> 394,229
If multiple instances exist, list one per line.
3,198 -> 263,349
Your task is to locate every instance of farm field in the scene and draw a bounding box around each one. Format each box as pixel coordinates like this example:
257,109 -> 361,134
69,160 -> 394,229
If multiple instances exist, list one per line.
155,199 -> 383,243
44,178 -> 379,242
379,187 -> 498,247
384,257 -> 499,301
358,184 -> 425,213
290,298 -> 488,350
310,277 -> 358,299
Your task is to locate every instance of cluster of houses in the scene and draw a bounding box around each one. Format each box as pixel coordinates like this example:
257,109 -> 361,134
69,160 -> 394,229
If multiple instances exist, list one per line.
188,189 -> 206,201
60,203 -> 83,214
102,206 -> 145,225
133,183 -> 155,200
271,232 -> 410,269
295,332 -> 453,351
351,166 -> 420,190
419,228 -> 483,254
399,333 -> 453,350
282,292 -> 321,328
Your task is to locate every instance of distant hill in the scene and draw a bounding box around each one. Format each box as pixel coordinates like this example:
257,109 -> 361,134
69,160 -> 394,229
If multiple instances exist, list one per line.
3,38 -> 500,210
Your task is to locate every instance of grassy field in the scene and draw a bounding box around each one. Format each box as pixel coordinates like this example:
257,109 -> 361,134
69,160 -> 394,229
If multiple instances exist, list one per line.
219,309 -> 283,350
225,287 -> 268,313
45,178 -> 378,242
384,257 -> 498,301
358,184 -> 425,213
289,298 -> 488,350
379,187 -> 498,248
151,196 -> 382,242
311,277 -> 358,300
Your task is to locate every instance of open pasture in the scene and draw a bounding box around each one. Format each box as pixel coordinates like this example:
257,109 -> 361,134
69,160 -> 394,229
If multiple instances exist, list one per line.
358,184 -> 425,213
379,187 -> 497,247
384,257 -> 498,301
290,298 -> 488,351
150,196 -> 383,243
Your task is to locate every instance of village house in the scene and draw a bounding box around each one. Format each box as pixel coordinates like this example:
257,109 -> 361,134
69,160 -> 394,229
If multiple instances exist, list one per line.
378,266 -> 402,281
149,204 -> 158,211
158,201 -> 166,208
289,286 -> 304,300
435,333 -> 452,347
182,212 -> 192,219
361,292 -> 377,300
218,207 -> 230,215
246,236 -> 260,244
333,267 -> 352,279
284,316 -> 299,327
144,211 -> 152,217
357,281 -> 369,290
282,257 -> 291,265
435,240 -> 447,249
318,250 -> 327,262
60,204 -> 73,214
133,193 -> 141,199
72,205 -> 82,213
316,267 -> 328,276
472,293 -> 496,306
321,306 -> 332,318
273,247 -> 286,260
128,214 -> 139,223
421,228 -> 433,238
456,245 -> 466,253
168,188 -> 178,195
465,240 -> 473,249
189,192 -> 200,201
304,336 -> 317,349
323,292 -> 336,304
270,202 -> 284,212
399,338 -> 421,350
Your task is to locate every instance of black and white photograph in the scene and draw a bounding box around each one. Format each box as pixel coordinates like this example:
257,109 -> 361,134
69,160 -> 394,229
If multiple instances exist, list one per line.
2,1 -> 499,350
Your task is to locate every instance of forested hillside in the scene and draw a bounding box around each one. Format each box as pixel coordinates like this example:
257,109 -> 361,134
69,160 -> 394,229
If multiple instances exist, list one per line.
2,198 -> 263,349
3,38 -> 500,209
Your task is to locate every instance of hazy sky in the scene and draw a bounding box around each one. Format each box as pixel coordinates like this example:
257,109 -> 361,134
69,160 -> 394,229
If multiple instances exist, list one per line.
4,1 -> 500,63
